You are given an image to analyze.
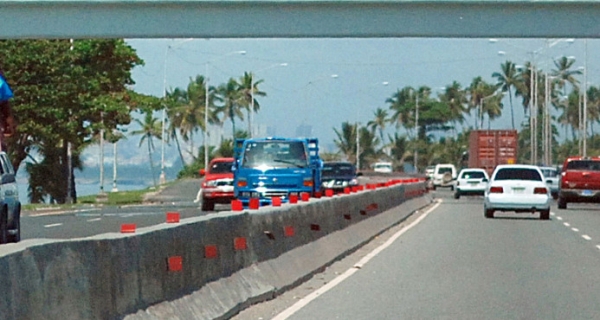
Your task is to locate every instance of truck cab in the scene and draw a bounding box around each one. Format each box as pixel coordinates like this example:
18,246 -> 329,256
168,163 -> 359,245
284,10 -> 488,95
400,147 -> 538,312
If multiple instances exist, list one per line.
233,137 -> 323,205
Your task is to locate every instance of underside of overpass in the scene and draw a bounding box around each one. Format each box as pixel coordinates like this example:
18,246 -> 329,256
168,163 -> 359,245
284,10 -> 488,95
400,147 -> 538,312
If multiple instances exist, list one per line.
1,1 -> 599,39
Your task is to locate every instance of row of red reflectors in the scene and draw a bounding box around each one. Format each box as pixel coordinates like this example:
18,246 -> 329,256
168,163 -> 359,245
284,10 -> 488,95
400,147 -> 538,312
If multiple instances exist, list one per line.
489,186 -> 548,194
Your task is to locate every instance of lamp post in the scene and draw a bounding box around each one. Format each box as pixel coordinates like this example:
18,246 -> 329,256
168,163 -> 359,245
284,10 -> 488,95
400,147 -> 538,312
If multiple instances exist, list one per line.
413,90 -> 419,173
203,50 -> 247,171
583,39 -> 588,157
161,38 -> 194,185
249,63 -> 287,137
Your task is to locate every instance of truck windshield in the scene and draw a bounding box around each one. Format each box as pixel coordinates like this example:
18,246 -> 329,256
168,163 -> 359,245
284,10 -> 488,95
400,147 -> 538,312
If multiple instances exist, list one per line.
242,141 -> 308,169
322,163 -> 355,177
565,160 -> 600,171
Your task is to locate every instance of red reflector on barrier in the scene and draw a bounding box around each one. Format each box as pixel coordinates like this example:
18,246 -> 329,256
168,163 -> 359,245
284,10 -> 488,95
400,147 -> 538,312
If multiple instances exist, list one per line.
272,197 -> 282,206
205,245 -> 218,259
284,226 -> 295,237
234,237 -> 247,251
289,194 -> 298,203
301,192 -> 310,201
249,198 -> 260,210
231,200 -> 243,211
166,212 -> 180,223
360,210 -> 367,216
167,256 -> 183,272
344,214 -> 352,220
325,189 -> 334,197
120,224 -> 136,233
343,187 -> 350,194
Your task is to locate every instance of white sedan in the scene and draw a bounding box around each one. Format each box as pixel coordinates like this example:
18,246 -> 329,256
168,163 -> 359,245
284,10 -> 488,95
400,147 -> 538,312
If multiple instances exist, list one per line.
454,168 -> 489,199
484,164 -> 551,220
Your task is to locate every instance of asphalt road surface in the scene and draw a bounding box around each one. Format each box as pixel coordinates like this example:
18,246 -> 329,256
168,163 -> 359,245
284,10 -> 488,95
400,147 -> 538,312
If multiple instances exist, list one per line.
233,189 -> 600,320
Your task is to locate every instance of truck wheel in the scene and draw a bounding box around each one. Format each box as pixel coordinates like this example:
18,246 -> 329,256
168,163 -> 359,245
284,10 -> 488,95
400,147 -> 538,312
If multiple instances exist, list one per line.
558,197 -> 567,209
484,207 -> 494,219
0,208 -> 7,244
454,191 -> 460,199
8,205 -> 20,243
201,198 -> 215,211
540,209 -> 550,220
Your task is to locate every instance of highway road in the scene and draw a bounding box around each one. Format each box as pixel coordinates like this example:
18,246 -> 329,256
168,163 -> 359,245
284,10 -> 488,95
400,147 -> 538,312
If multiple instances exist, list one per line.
233,189 -> 600,320
19,175 -> 397,240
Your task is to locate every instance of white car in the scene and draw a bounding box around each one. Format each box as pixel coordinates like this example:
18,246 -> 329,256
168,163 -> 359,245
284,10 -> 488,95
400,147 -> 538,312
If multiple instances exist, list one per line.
454,168 -> 489,199
432,164 -> 457,190
484,164 -> 551,220
373,162 -> 393,173
538,166 -> 559,199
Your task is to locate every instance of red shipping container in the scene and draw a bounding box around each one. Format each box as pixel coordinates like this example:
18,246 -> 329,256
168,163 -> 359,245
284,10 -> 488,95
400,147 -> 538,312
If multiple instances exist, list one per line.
468,130 -> 518,177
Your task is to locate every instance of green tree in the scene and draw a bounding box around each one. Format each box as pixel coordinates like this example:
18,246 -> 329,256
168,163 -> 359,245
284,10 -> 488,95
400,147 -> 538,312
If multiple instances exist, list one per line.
367,107 -> 388,142
238,72 -> 266,135
215,78 -> 244,139
1,39 -> 143,203
492,61 -> 520,129
130,111 -> 162,188
333,122 -> 357,164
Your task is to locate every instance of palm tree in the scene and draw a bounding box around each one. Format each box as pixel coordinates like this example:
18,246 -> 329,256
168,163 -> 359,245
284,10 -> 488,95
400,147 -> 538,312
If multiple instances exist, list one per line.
388,132 -> 410,170
130,111 -> 162,188
238,72 -> 266,135
215,78 -> 245,139
387,87 -> 416,137
333,122 -> 357,164
552,56 -> 581,94
367,108 -> 389,142
492,61 -> 520,129
438,81 -> 468,133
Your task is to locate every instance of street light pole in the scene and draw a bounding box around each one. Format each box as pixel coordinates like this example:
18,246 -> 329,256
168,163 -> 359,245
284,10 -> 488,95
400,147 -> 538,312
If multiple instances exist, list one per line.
583,39 -> 588,157
161,39 -> 193,185
414,92 -> 419,173
204,50 -> 247,170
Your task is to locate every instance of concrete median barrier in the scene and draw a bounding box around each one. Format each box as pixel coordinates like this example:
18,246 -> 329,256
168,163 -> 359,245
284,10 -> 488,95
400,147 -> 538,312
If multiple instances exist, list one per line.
0,181 -> 430,320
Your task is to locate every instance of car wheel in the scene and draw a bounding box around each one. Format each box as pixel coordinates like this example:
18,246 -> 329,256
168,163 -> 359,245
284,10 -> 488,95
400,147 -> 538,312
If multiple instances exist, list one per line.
454,191 -> 460,199
8,205 -> 20,243
450,185 -> 454,191
201,198 -> 215,211
540,209 -> 550,220
552,193 -> 558,200
0,207 -> 7,244
484,207 -> 494,219
432,185 -> 437,191
558,197 -> 567,209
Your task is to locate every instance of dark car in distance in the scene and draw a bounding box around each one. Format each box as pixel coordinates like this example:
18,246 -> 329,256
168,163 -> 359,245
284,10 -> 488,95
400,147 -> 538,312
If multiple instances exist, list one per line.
321,161 -> 361,192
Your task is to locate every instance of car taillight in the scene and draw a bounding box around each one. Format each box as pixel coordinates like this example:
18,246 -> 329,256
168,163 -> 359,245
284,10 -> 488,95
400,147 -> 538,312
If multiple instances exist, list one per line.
303,178 -> 314,187
534,187 -> 547,194
490,186 -> 503,193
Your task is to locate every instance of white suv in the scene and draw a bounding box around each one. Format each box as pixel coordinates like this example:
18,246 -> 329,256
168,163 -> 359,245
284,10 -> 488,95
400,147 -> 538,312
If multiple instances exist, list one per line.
432,163 -> 457,190
0,152 -> 21,244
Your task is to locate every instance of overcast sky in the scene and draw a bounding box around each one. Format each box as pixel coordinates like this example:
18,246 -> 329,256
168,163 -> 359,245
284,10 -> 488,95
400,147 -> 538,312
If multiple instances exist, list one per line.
125,38 -> 599,153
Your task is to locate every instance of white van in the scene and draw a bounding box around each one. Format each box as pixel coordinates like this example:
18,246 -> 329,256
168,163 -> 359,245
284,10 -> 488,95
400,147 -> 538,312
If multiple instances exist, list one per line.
432,163 -> 457,190
373,162 -> 393,173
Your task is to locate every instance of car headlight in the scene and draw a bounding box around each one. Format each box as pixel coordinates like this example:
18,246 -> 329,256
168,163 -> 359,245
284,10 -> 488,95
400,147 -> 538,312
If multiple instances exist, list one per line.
204,180 -> 218,187
349,179 -> 358,186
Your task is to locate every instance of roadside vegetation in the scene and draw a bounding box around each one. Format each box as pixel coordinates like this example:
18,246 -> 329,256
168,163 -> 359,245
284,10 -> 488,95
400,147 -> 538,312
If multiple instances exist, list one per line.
2,40 -> 597,204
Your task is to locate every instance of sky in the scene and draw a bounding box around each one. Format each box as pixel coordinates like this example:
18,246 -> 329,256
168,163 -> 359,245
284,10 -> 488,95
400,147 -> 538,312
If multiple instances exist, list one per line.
81,38 -> 600,169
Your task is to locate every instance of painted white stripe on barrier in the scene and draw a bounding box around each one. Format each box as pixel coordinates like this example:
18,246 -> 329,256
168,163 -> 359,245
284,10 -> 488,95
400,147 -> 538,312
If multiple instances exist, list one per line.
272,199 -> 442,320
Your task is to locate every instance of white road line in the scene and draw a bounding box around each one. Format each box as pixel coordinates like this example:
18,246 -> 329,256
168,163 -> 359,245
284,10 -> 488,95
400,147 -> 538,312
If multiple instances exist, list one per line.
550,212 -> 555,216
596,245 -> 600,250
572,228 -> 579,232
564,222 -> 571,227
557,216 -> 563,221
87,218 -> 102,222
582,235 -> 592,241
44,223 -> 63,228
271,200 -> 443,320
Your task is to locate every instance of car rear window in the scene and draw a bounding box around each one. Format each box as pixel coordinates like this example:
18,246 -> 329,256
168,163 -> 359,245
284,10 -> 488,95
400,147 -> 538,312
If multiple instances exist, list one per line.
461,171 -> 485,179
210,161 -> 233,174
494,168 -> 542,181
323,163 -> 355,176
565,160 -> 600,171
540,169 -> 558,177
437,167 -> 453,174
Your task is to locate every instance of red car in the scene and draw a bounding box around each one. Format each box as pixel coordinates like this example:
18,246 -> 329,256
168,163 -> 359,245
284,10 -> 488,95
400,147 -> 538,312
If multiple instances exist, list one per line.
198,157 -> 235,211
558,156 -> 600,209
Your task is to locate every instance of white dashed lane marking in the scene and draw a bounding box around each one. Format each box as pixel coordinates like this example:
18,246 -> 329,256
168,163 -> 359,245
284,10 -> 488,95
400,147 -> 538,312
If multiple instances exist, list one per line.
87,218 -> 102,222
572,228 -> 579,232
557,216 -> 563,221
564,222 -> 571,227
582,235 -> 592,241
44,223 -> 63,228
550,212 -> 555,216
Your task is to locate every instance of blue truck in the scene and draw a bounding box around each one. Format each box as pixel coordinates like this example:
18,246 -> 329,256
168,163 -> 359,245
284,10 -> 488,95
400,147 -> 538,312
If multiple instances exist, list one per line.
233,137 -> 323,205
